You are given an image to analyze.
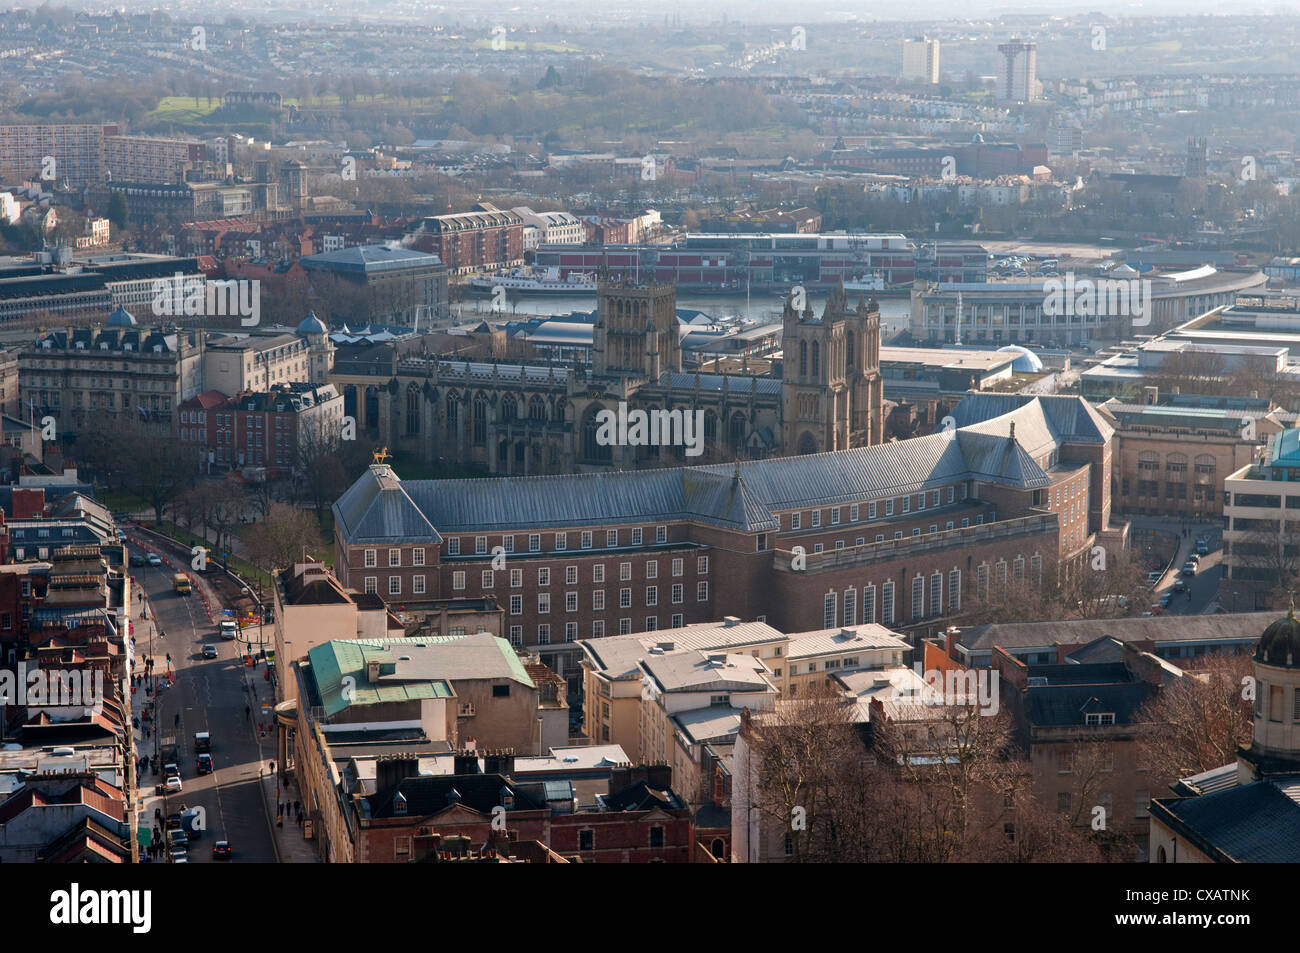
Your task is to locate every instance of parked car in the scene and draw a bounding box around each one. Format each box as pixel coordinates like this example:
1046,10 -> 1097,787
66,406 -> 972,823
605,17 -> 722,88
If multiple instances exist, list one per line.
202,644 -> 218,659
197,753 -> 213,775
1146,570 -> 1163,586
1159,592 -> 1174,608
212,840 -> 232,860
1146,604 -> 1164,616
1174,578 -> 1187,593
163,762 -> 180,780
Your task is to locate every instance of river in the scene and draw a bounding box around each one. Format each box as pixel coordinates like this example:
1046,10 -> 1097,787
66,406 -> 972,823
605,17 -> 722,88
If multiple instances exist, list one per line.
449,292 -> 914,336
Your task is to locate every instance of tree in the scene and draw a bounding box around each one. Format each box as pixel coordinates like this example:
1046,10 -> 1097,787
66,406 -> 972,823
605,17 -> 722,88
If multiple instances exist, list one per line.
1134,651 -> 1254,781
107,191 -> 129,232
243,502 -> 326,576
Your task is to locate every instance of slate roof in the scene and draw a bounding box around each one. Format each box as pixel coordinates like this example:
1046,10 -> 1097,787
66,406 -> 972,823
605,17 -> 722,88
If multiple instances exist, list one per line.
335,394 -> 1101,539
1154,776 -> 1300,862
958,612 -> 1276,653
333,465 -> 442,544
368,773 -> 544,819
599,779 -> 685,812
1023,675 -> 1155,729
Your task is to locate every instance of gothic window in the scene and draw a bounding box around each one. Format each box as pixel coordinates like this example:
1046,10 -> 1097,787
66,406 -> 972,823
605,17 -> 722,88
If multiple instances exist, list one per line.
500,394 -> 517,422
473,393 -> 488,445
799,340 -> 808,378
405,385 -> 420,436
811,340 -> 820,378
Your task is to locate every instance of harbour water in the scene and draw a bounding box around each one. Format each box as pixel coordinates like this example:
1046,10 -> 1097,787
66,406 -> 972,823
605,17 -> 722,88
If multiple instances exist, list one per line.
451,292 -> 913,336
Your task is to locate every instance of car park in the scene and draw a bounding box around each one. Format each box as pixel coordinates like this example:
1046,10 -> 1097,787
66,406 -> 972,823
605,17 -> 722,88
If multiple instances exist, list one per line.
202,644 -> 218,659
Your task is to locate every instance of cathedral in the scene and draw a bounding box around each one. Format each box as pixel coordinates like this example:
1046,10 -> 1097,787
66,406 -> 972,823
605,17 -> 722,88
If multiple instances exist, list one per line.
366,279 -> 885,474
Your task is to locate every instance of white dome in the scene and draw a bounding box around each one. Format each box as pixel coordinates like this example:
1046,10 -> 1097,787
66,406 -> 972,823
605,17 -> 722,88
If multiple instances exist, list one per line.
996,344 -> 1044,372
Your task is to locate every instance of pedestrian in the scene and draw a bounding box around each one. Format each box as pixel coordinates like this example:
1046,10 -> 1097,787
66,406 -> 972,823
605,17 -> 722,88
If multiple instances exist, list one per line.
174,713 -> 180,728
294,800 -> 300,814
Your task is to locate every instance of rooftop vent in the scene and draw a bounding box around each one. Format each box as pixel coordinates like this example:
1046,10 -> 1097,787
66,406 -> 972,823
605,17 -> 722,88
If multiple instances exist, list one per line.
722,616 -> 741,627
656,641 -> 675,652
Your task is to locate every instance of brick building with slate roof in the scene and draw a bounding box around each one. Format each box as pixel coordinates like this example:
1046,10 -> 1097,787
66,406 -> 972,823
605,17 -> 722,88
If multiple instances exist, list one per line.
333,391 -> 1118,694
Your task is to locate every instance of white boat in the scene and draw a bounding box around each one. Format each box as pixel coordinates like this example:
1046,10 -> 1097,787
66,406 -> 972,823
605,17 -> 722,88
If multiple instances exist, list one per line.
843,274 -> 886,293
466,267 -> 598,296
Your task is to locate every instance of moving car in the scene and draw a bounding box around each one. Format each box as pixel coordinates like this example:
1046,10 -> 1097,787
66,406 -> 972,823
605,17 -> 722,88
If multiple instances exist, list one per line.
163,762 -> 180,780
1182,560 -> 1198,576
170,848 -> 188,863
1174,578 -> 1187,593
202,644 -> 218,659
212,840 -> 232,860
165,775 -> 183,793
168,828 -> 189,849
130,553 -> 146,567
147,553 -> 162,566
219,620 -> 239,640
194,731 -> 211,753
197,753 -> 213,775
1196,538 -> 1209,556
174,573 -> 192,595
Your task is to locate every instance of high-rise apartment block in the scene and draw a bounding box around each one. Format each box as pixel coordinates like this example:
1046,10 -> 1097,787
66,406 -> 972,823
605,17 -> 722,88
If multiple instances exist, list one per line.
902,37 -> 940,84
996,38 -> 1038,103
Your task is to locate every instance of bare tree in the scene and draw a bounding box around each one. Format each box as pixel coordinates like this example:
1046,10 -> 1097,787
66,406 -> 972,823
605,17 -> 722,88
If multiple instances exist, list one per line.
243,502 -> 327,576
1134,651 -> 1254,781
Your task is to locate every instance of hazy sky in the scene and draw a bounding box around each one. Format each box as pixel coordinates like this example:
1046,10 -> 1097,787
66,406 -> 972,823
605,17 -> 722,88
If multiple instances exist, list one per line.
27,0 -> 1300,21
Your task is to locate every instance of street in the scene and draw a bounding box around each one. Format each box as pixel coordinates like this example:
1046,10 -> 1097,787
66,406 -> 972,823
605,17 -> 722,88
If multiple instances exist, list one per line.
130,546 -> 277,864
1128,517 -> 1225,617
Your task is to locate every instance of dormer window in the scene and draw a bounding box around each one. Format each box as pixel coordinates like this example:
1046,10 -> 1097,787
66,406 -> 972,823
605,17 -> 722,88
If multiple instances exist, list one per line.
393,791 -> 408,815
1084,712 -> 1115,726
500,787 -> 514,810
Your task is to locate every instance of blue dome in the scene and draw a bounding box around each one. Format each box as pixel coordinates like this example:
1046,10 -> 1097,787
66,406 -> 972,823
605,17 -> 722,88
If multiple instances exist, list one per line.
996,344 -> 1044,373
297,311 -> 327,335
106,306 -> 137,327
